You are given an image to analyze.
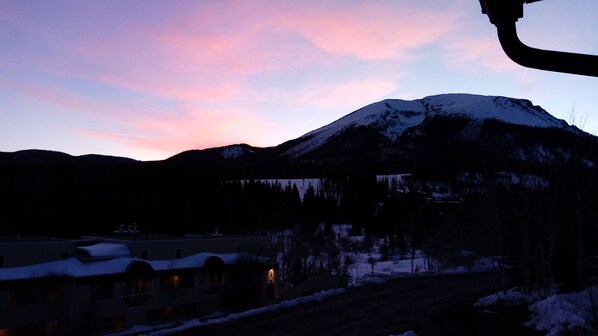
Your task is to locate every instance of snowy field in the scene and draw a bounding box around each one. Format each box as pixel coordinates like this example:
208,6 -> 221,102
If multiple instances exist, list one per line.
246,174 -> 410,201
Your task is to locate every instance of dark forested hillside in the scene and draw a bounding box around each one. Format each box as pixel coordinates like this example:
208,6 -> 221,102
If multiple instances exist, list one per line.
2,148 -> 598,291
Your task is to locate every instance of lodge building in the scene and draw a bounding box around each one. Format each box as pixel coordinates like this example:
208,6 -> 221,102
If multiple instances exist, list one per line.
0,231 -> 276,335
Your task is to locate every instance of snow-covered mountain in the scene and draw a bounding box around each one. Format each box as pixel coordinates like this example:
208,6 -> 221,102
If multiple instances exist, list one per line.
283,93 -> 577,158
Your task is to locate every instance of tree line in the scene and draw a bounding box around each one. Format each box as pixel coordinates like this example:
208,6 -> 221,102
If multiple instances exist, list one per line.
2,161 -> 597,291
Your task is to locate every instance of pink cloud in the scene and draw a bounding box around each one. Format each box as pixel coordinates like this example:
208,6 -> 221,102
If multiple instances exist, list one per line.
10,1 -> 466,102
85,104 -> 285,158
294,79 -> 398,111
1,3 -> 244,103
0,9 -> 9,21
0,62 -> 283,159
430,2 -> 519,74
276,2 -> 463,61
441,34 -> 517,72
0,77 -> 102,114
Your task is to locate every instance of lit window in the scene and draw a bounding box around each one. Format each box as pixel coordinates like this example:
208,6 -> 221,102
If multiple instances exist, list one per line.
172,275 -> 181,289
161,274 -> 186,291
46,320 -> 58,336
45,282 -> 61,302
9,286 -> 34,306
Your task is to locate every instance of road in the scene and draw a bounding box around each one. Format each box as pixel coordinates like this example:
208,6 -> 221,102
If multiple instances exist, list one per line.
174,272 -> 508,336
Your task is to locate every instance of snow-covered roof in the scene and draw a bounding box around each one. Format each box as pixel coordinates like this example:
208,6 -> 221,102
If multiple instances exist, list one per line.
0,257 -> 133,281
0,252 -> 268,281
149,252 -> 266,271
77,243 -> 130,259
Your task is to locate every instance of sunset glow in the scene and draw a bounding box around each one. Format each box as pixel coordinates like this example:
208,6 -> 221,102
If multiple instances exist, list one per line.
1,0 -> 597,160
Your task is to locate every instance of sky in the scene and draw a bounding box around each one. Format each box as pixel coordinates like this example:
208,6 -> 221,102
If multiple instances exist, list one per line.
1,0 -> 597,161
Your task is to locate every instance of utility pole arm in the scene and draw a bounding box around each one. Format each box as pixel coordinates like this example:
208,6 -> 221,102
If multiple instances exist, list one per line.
480,0 -> 598,77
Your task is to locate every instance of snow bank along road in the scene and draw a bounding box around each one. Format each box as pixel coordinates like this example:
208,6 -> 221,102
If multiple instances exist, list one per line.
174,272 -> 505,336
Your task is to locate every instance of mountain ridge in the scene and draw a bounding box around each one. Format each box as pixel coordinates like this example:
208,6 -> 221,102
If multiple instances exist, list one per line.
2,93 -> 597,237
0,149 -> 138,165
1,93 -> 594,174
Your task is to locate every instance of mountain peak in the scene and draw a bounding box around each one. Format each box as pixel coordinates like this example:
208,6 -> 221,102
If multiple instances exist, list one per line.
283,94 -> 573,158
422,94 -> 568,129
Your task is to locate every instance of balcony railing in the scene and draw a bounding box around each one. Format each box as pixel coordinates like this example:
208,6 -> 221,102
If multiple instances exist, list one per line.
122,292 -> 152,307
203,283 -> 222,295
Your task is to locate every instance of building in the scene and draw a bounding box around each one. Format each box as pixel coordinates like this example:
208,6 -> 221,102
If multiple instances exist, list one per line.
0,232 -> 276,335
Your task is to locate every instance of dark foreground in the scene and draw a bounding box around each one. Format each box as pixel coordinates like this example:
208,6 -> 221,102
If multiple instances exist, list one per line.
173,272 -> 540,336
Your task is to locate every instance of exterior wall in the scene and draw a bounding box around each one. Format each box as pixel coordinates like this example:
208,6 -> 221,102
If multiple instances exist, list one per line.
0,235 -> 274,335
0,262 -> 272,335
0,278 -> 71,335
0,239 -> 76,267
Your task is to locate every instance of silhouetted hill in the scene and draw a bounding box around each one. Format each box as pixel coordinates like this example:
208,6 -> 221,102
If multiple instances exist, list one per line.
0,149 -> 138,166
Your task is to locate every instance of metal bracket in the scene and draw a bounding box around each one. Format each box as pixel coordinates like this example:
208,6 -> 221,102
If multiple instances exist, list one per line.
480,0 -> 598,77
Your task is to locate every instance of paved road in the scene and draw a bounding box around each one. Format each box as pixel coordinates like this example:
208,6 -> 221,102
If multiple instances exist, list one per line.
175,272 -> 506,336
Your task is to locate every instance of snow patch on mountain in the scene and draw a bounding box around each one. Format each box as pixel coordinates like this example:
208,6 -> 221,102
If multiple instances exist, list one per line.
220,145 -> 253,159
284,99 -> 425,157
283,94 -> 573,158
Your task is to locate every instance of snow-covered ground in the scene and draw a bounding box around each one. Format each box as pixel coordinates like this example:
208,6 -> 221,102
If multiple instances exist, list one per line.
333,224 -> 420,281
391,331 -> 418,336
331,224 -> 497,286
475,285 -> 598,336
347,251 -> 498,286
475,287 -> 541,307
526,287 -> 598,336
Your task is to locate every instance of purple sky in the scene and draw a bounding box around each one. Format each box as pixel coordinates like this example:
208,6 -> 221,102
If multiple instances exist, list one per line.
1,0 -> 597,160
